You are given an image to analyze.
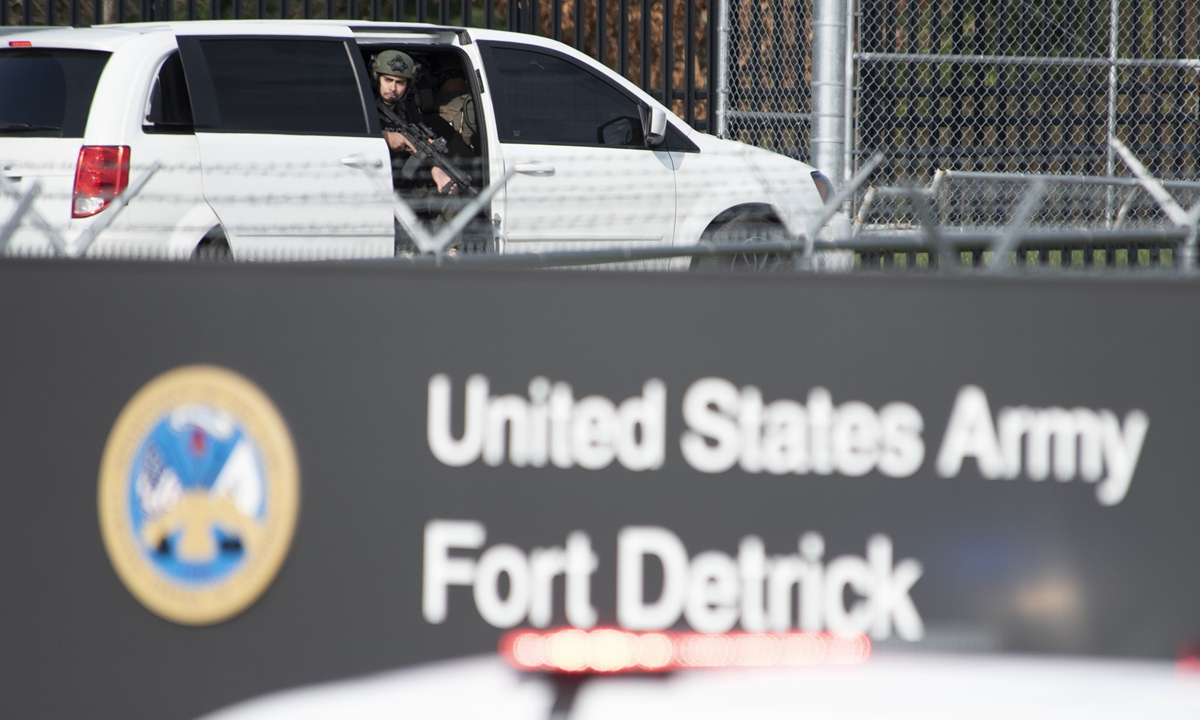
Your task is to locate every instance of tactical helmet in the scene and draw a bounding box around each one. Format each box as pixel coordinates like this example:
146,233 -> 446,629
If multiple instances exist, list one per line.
372,50 -> 416,80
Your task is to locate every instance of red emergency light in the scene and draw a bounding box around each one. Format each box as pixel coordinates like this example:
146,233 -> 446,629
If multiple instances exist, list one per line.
9,40 -> 32,47
500,628 -> 870,674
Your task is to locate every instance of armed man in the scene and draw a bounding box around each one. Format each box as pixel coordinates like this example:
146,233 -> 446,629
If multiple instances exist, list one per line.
372,49 -> 470,198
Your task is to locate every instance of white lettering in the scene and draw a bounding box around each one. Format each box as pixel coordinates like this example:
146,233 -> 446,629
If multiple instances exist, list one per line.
867,534 -> 924,640
680,377 -> 741,473
484,395 -> 530,467
426,375 -> 488,467
797,532 -> 825,631
426,521 -> 924,640
422,519 -> 485,623
761,399 -> 809,475
823,554 -> 874,633
527,545 -> 566,628
564,531 -> 599,628
431,375 -> 666,472
766,553 -> 806,631
617,526 -> 689,630
685,550 -> 741,633
1097,409 -> 1149,506
738,536 -> 770,632
738,386 -> 764,473
528,377 -> 551,468
939,385 -> 1149,505
808,387 -> 834,474
878,402 -> 925,477
831,400 -> 882,477
936,385 -> 1005,479
614,379 -> 667,471
997,405 -> 1034,480
680,380 -> 926,479
572,396 -> 617,470
473,544 -> 530,628
549,381 -> 575,469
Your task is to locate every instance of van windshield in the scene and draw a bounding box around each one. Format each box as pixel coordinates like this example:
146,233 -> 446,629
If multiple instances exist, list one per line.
0,49 -> 110,138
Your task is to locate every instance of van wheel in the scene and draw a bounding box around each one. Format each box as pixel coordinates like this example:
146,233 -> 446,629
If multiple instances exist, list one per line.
689,212 -> 791,272
192,227 -> 232,261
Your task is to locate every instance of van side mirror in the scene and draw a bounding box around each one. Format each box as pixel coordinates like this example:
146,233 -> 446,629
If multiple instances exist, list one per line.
598,116 -> 638,146
642,105 -> 667,148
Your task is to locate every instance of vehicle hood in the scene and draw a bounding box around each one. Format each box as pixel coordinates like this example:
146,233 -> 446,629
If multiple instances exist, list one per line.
681,128 -> 846,240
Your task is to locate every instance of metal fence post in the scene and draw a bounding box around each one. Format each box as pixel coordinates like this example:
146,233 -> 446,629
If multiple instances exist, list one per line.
1106,0 -> 1120,226
713,0 -> 730,138
841,0 -> 855,187
811,0 -> 847,184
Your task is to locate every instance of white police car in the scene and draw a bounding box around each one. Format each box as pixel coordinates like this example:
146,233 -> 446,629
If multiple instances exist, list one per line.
0,20 -> 845,260
200,652 -> 1200,720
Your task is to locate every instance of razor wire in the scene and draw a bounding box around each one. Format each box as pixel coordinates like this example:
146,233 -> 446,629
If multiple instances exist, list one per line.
0,148 -> 1195,271
0,154 -> 805,265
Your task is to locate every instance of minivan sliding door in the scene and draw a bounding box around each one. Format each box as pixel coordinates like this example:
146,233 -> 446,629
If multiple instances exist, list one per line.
177,36 -> 393,258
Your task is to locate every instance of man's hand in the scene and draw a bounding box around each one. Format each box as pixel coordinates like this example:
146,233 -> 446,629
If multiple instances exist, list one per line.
383,131 -> 416,153
384,130 -> 455,193
431,167 -> 453,193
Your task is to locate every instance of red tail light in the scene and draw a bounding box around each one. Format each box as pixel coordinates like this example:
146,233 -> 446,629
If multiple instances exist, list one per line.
73,146 -> 130,218
500,628 -> 871,674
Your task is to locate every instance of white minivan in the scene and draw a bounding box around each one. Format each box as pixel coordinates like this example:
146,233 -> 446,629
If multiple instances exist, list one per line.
0,20 -> 844,262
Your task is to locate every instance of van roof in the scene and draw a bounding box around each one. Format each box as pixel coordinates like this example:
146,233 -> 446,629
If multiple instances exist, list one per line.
0,25 -> 139,52
1,21 -> 581,54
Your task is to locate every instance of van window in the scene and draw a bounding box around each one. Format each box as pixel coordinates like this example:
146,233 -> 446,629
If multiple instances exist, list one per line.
144,52 -> 194,134
481,45 -> 645,148
0,49 -> 110,138
188,39 -> 369,136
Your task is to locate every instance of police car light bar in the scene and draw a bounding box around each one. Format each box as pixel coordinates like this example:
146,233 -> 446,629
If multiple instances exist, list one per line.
500,628 -> 871,674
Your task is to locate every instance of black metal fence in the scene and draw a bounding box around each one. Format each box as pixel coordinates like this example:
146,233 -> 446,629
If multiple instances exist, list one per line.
1,0 -> 719,131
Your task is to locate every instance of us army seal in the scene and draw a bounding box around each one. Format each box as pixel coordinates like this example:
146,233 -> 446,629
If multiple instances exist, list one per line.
98,365 -> 299,625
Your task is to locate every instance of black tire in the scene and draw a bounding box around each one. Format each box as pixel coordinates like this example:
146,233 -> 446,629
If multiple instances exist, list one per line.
689,212 -> 792,272
191,227 -> 232,261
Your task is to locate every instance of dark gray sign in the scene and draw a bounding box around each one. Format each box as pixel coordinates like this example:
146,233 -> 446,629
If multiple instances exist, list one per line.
0,260 -> 1197,719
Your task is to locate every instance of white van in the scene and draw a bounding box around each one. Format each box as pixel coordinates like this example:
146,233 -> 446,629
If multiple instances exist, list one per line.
0,21 -> 844,261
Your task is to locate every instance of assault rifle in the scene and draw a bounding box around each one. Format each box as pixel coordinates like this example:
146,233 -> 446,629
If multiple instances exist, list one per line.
377,99 -> 476,196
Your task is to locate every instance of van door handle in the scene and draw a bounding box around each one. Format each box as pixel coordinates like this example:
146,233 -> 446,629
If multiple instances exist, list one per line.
513,162 -> 555,176
341,154 -> 383,169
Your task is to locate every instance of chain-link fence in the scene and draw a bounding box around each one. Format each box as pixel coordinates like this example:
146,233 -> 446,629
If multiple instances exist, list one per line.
852,0 -> 1200,229
718,0 -> 811,161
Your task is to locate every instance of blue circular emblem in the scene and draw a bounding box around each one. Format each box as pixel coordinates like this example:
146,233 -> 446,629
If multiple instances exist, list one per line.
129,407 -> 267,585
99,366 -> 299,625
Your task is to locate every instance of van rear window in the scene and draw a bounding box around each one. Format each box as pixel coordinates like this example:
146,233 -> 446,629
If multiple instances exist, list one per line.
0,49 -> 110,138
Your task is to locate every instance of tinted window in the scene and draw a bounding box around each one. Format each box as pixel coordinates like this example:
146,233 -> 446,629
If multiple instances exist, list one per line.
0,49 -> 109,138
144,52 -> 194,133
484,46 -> 645,147
193,39 -> 367,135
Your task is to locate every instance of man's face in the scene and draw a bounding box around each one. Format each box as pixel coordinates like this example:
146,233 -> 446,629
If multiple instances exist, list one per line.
379,74 -> 409,104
